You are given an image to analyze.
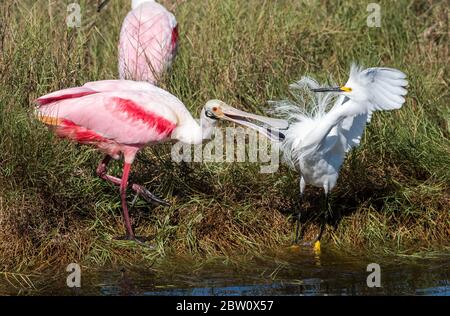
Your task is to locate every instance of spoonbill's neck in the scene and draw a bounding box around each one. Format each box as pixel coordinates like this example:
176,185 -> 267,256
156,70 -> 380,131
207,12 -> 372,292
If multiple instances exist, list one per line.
132,0 -> 155,10
200,117 -> 215,142
171,115 -> 216,145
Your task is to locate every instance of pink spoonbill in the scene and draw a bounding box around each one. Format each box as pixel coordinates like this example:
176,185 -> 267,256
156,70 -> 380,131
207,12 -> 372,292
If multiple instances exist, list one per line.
35,80 -> 288,244
99,0 -> 179,84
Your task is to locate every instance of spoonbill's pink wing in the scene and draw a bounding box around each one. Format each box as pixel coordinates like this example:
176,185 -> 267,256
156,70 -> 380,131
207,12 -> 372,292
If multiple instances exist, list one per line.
36,87 -> 97,106
119,2 -> 178,83
80,80 -> 192,120
36,80 -> 170,106
37,90 -> 179,146
35,80 -> 156,106
82,79 -> 159,93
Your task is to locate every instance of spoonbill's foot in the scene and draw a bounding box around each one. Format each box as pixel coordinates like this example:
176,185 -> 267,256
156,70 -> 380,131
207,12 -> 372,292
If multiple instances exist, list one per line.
132,185 -> 170,206
114,235 -> 155,249
96,156 -> 170,207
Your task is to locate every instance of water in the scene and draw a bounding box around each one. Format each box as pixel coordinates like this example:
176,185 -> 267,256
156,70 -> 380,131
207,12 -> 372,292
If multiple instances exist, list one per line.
4,248 -> 450,295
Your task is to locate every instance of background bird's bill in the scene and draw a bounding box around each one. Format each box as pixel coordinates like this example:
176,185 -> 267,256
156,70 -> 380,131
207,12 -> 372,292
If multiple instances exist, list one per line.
213,104 -> 288,142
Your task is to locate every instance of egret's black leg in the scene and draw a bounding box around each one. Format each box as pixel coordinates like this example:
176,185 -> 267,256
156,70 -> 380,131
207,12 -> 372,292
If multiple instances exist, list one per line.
316,192 -> 329,242
294,194 -> 304,244
312,191 -> 329,253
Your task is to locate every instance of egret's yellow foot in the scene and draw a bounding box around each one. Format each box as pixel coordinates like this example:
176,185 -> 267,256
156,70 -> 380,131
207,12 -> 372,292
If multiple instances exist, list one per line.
313,240 -> 321,254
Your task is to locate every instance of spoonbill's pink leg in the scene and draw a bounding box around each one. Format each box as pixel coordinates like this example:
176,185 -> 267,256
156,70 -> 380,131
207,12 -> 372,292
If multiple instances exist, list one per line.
120,162 -> 134,239
116,161 -> 155,248
96,155 -> 121,185
96,155 -> 169,206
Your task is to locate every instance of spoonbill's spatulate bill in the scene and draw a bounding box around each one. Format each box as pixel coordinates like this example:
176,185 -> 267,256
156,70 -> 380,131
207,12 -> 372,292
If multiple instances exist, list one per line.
273,64 -> 408,251
35,80 -> 287,244
99,0 -> 178,84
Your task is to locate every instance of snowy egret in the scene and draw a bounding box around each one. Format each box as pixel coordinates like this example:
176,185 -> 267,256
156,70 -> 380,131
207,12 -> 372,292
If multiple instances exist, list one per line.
35,80 -> 287,244
273,64 -> 408,250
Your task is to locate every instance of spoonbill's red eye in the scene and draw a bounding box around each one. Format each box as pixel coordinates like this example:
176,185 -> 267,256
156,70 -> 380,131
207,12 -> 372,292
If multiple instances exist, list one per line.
212,107 -> 218,112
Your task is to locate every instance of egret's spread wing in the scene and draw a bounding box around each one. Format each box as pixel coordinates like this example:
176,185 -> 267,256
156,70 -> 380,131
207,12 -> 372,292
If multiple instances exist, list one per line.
346,65 -> 408,113
339,112 -> 369,151
331,95 -> 369,152
335,65 -> 408,152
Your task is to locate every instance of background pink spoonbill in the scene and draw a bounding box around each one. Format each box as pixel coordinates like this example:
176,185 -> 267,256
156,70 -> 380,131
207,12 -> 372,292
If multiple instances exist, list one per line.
99,0 -> 179,84
35,80 -> 288,244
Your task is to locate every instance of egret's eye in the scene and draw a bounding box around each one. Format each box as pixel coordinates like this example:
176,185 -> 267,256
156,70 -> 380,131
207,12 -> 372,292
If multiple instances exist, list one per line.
212,107 -> 218,112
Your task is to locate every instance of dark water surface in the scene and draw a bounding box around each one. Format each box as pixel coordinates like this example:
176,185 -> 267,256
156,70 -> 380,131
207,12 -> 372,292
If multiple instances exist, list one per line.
3,248 -> 450,296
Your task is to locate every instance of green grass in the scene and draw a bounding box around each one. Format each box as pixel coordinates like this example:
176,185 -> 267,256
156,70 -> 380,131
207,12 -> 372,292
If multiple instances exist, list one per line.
0,0 -> 449,277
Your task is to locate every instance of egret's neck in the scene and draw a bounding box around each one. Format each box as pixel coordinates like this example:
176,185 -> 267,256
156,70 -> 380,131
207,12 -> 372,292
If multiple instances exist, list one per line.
132,0 -> 155,9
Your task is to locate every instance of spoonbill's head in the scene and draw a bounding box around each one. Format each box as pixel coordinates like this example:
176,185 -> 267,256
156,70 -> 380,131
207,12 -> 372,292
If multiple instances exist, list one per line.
309,64 -> 408,104
202,100 -> 288,142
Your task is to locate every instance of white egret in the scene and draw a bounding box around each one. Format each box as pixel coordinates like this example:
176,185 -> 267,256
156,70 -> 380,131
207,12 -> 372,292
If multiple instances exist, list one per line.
272,64 -> 408,251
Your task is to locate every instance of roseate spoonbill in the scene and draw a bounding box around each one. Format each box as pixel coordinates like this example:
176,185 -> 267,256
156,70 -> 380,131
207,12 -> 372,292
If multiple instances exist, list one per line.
273,64 -> 407,251
98,0 -> 178,84
35,80 -> 288,244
